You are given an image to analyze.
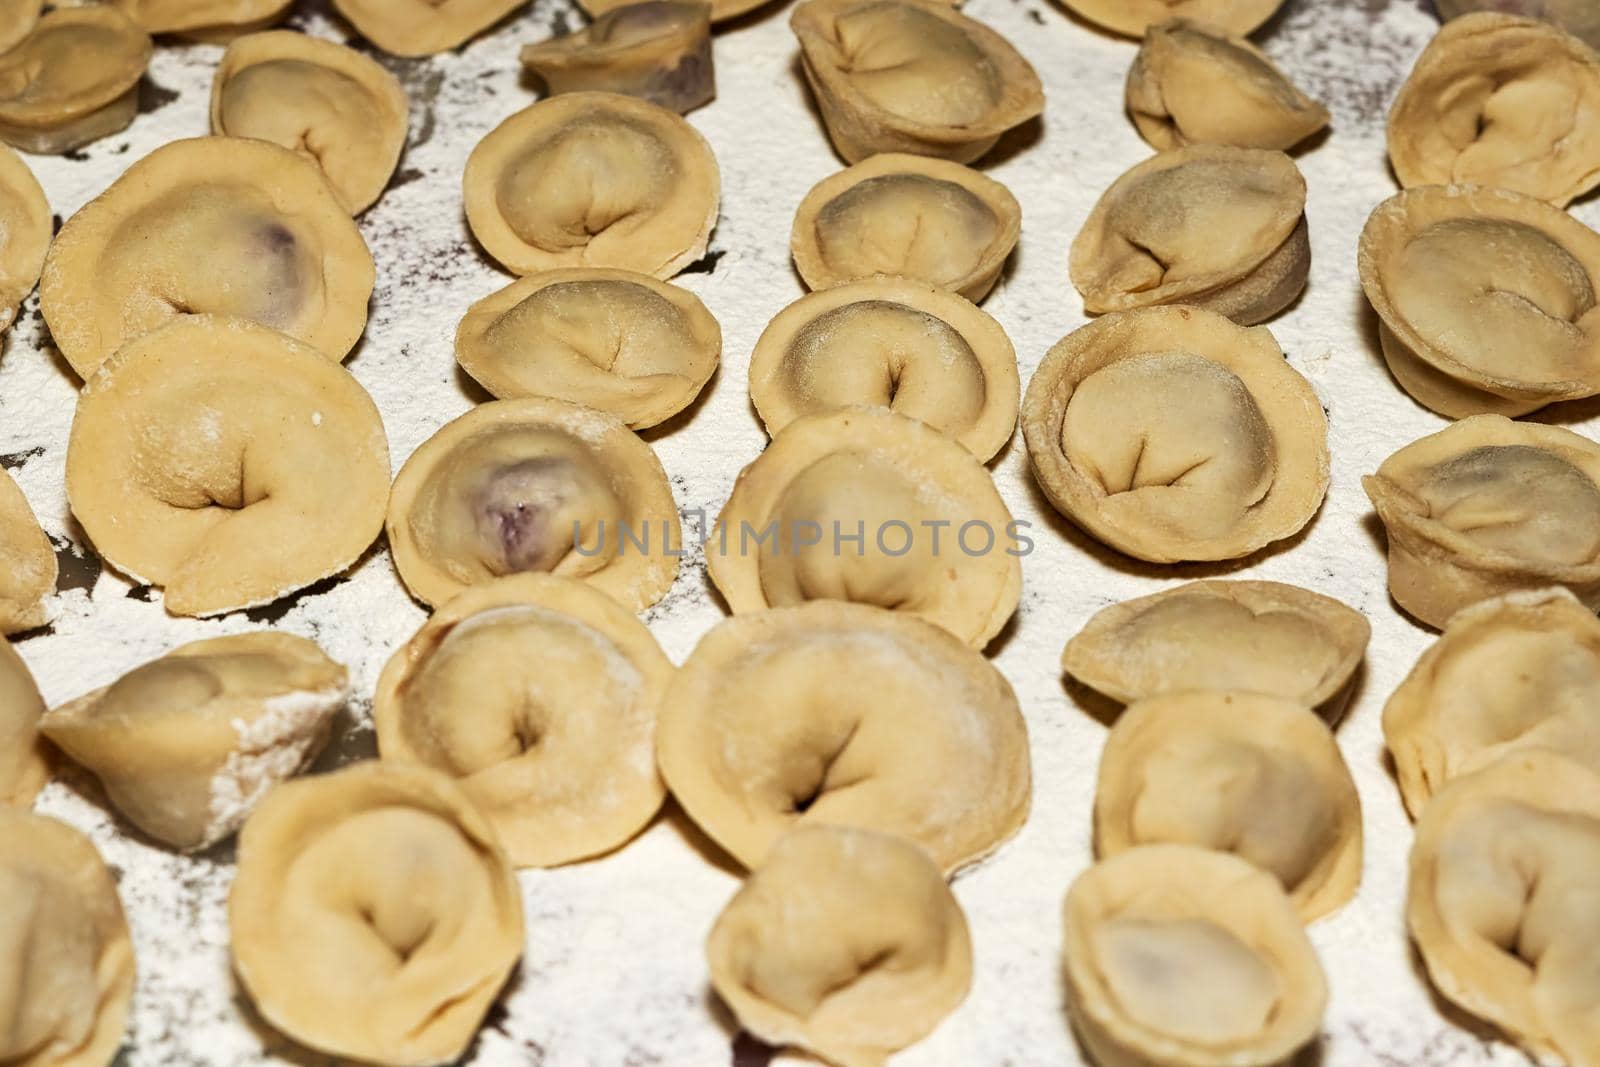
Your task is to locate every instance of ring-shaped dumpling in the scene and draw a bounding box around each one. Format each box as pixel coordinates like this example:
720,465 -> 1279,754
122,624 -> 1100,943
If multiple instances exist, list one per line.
0,468 -> 55,635
657,602 -> 1031,873
1022,306 -> 1330,563
1061,0 -> 1285,37
0,6 -> 151,156
331,0 -> 526,56
748,278 -> 1018,461
463,92 -> 720,279
455,267 -> 721,429
41,136 -> 375,380
65,316 -> 391,618
374,574 -> 674,868
387,398 -> 680,611
0,640 -> 47,807
0,146 -> 49,335
110,0 -> 292,37
520,2 -> 715,115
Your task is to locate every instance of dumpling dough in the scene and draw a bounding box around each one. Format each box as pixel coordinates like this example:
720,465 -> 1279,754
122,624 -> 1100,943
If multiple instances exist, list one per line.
748,278 -> 1019,461
65,316 -> 391,618
521,2 -> 715,115
1126,19 -> 1329,151
0,468 -> 56,635
1407,751 -> 1600,1064
41,136 -> 374,380
332,0 -> 526,56
109,0 -> 292,36
463,92 -> 719,279
1063,579 -> 1370,719
0,0 -> 40,54
41,632 -> 348,852
581,0 -> 764,24
657,602 -> 1031,873
1062,0 -> 1285,37
0,639 -> 48,808
1385,588 -> 1600,816
1022,306 -> 1329,563
1437,0 -> 1600,49
230,762 -> 524,1067
707,408 -> 1022,648
211,32 -> 410,215
387,397 -> 680,611
0,145 -> 49,335
1063,845 -> 1327,1067
1358,185 -> 1600,419
706,826 -> 972,1067
1389,12 -> 1600,207
0,810 -> 134,1067
1364,414 -> 1600,629
789,153 -> 1022,302
454,267 -> 721,429
1096,690 -> 1363,922
1071,144 -> 1309,324
0,6 -> 151,155
374,574 -> 674,868
791,0 -> 1044,164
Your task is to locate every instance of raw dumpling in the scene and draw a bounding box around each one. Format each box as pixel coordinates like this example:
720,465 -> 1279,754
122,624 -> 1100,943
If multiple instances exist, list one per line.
374,574 -> 674,868
1407,751 -> 1600,1064
0,467 -> 55,635
1388,13 -> 1600,207
706,826 -> 972,1067
0,145 -> 49,335
386,398 -> 680,611
1063,845 -> 1327,1067
1063,579 -> 1369,719
1070,144 -> 1309,324
230,762 -> 524,1066
0,810 -> 134,1067
1095,690 -> 1363,921
789,153 -> 1022,302
707,408 -> 1022,648
1061,0 -> 1285,37
65,316 -> 391,618
521,2 -> 715,115
1358,185 -> 1600,419
0,7 -> 151,155
1022,306 -> 1329,563
791,0 -> 1044,164
41,136 -> 374,380
211,32 -> 410,215
657,602 -> 1031,873
1126,18 -> 1329,151
747,278 -> 1019,461
454,267 -> 721,429
0,639 -> 47,807
1364,415 -> 1600,628
332,0 -> 526,55
0,0 -> 40,54
110,0 -> 292,36
463,92 -> 719,279
41,632 -> 348,851
1385,588 -> 1600,815
1437,0 -> 1600,49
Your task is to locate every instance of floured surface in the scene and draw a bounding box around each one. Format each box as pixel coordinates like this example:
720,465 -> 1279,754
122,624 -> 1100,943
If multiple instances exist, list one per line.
0,0 -> 1553,1062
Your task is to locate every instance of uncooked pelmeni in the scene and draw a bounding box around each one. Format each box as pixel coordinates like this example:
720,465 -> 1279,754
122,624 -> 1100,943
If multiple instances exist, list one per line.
0,639 -> 48,808
706,826 -> 973,1067
1061,0 -> 1285,37
332,0 -> 526,55
0,6 -> 151,155
374,574 -> 674,868
110,0 -> 292,36
657,602 -> 1031,873
520,2 -> 715,115
0,145 -> 49,335
0,468 -> 56,635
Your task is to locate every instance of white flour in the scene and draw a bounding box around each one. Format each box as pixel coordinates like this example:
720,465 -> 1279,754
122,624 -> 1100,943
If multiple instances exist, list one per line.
3,0 -> 1546,1062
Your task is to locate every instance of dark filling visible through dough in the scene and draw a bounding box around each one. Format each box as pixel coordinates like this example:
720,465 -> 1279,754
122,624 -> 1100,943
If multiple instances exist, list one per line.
472,458 -> 587,574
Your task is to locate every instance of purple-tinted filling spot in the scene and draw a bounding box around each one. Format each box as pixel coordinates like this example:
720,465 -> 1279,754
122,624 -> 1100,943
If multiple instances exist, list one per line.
471,457 -> 577,574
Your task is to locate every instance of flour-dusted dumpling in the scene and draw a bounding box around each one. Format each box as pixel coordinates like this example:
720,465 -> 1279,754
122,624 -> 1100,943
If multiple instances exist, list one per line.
1096,691 -> 1362,922
1063,0 -> 1285,37
1063,580 -> 1369,719
1389,13 -> 1600,207
1064,846 -> 1327,1067
66,316 -> 391,618
387,398 -> 680,611
464,92 -> 719,279
1126,19 -> 1329,151
1365,415 -> 1600,629
212,32 -> 410,215
521,2 -> 714,115
110,0 -> 291,36
41,632 -> 348,851
41,136 -> 374,380
0,810 -> 134,1067
708,408 -> 1021,648
374,574 -> 674,868
1407,751 -> 1600,1064
0,0 -> 40,53
0,7 -> 151,155
332,0 -> 525,55
1023,306 -> 1329,563
0,640 -> 47,808
230,762 -> 524,1067
658,603 -> 1030,873
748,279 -> 1018,461
707,826 -> 972,1067
791,0 -> 1044,164
790,154 -> 1021,302
1359,185 -> 1600,419
0,468 -> 55,636
0,146 -> 48,335
455,268 -> 720,429
1071,145 -> 1309,324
